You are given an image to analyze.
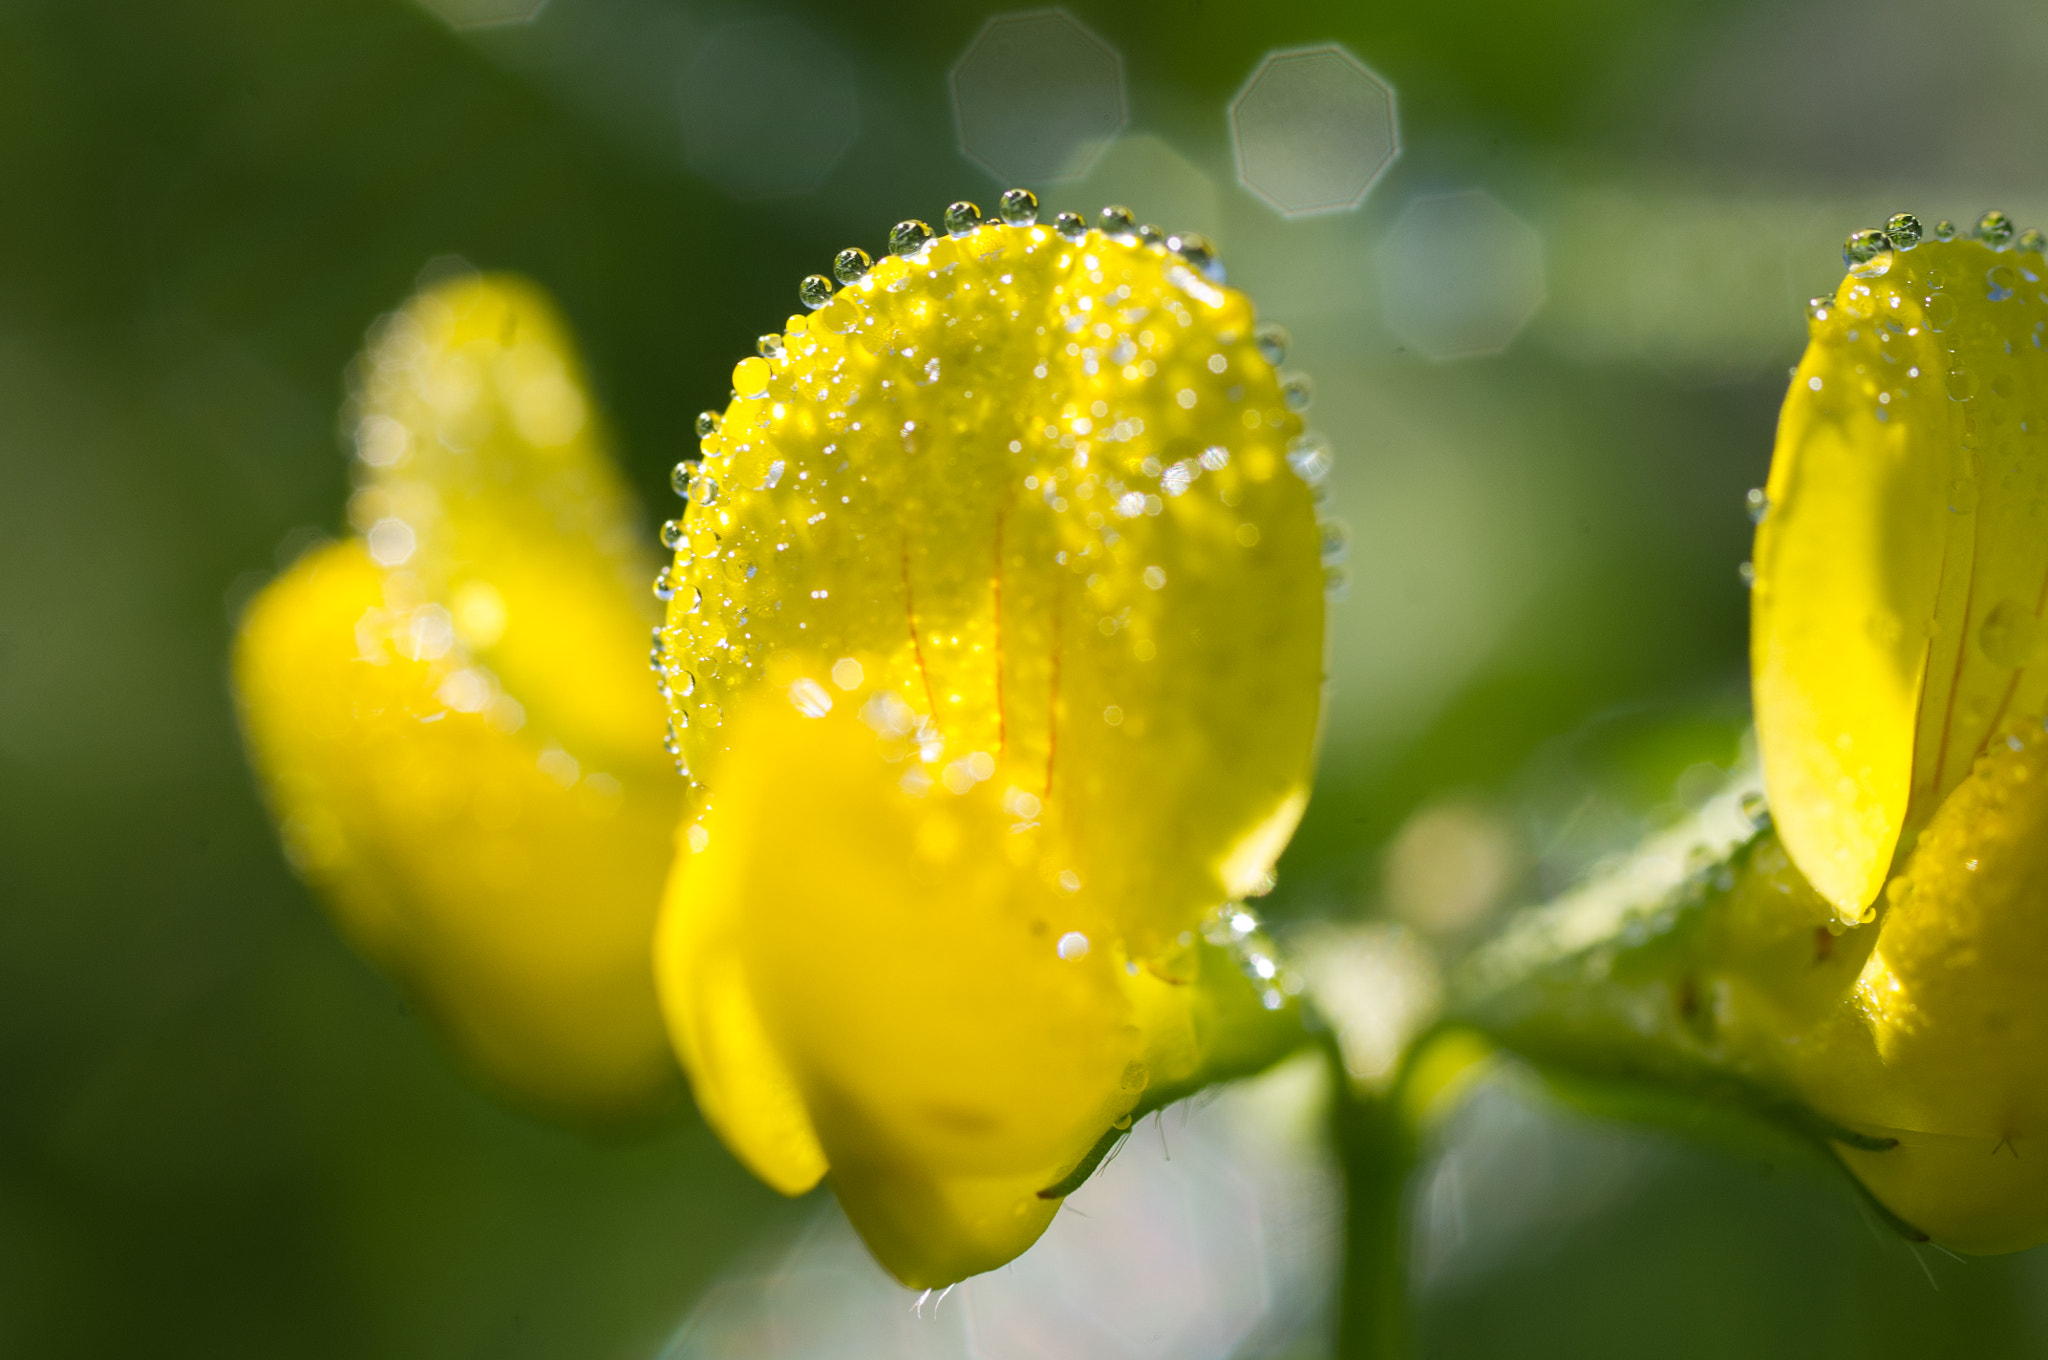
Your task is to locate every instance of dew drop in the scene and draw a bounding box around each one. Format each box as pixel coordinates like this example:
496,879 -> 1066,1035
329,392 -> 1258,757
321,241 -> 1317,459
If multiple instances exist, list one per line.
1171,231 -> 1220,279
1806,296 -> 1832,322
1978,210 -> 2016,249
691,475 -> 721,508
1056,931 -> 1090,961
1738,561 -> 1757,588
1987,265 -> 2017,302
798,274 -> 834,310
1746,487 -> 1770,523
695,410 -> 723,439
670,461 -> 695,497
1323,563 -> 1350,600
757,333 -> 785,359
1280,372 -> 1314,411
1098,204 -> 1136,240
1318,518 -> 1350,563
832,248 -> 872,285
1886,213 -> 1922,249
1137,223 -> 1166,249
660,519 -> 687,550
1844,228 -> 1893,279
652,566 -> 675,601
1054,211 -> 1086,242
1285,433 -> 1332,485
943,200 -> 982,236
888,219 -> 934,256
732,357 -> 771,399
1979,598 -> 2041,667
1254,324 -> 1290,366
2024,229 -> 2048,256
1934,220 -> 1958,241
788,677 -> 833,718
1925,294 -> 1958,331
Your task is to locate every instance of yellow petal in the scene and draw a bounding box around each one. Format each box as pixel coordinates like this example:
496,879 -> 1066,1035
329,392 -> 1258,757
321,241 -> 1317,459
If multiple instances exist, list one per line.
658,689 -> 1195,1287
348,272 -> 664,771
1754,234 -> 2048,921
1769,724 -> 2048,1252
657,221 -> 1326,962
233,274 -> 684,1119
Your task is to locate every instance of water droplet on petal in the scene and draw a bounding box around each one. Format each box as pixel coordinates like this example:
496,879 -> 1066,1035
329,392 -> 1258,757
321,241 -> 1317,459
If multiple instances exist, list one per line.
943,200 -> 982,236
1280,372 -> 1314,411
660,519 -> 687,550
757,333 -> 785,359
1934,219 -> 1958,241
820,254 -> 866,293
1170,231 -> 1218,279
1054,211 -> 1086,242
691,476 -> 721,508
1844,228 -> 1892,278
2023,229 -> 2048,256
1987,265 -> 2017,302
1285,433 -> 1332,484
788,677 -> 833,717
1978,210 -> 2016,249
1056,931 -> 1090,960
799,275 -> 834,309
695,410 -> 723,439
1745,487 -> 1770,524
888,219 -> 934,256
732,356 -> 771,399
998,188 -> 1038,225
1886,213 -> 1922,249
1254,324 -> 1290,366
670,461 -> 695,497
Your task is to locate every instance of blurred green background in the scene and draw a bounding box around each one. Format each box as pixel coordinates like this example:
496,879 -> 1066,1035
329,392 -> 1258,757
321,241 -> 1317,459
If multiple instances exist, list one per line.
8,0 -> 2048,1354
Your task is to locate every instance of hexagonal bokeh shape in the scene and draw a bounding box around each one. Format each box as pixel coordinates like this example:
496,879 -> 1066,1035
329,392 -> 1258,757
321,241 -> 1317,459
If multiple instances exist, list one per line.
1231,45 -> 1398,216
951,9 -> 1126,185
680,17 -> 859,201
414,0 -> 547,29
1376,189 -> 1546,359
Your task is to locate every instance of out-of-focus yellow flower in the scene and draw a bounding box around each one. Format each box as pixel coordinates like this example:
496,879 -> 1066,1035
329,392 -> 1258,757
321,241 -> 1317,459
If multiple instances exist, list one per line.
652,201 -> 1329,1286
1754,219 -> 2048,922
234,274 -> 684,1120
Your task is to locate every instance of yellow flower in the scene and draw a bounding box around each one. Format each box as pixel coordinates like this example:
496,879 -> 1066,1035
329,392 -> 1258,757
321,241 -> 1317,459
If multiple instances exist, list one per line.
1711,214 -> 2048,1248
651,200 -> 1329,1285
1753,217 -> 2048,922
234,275 -> 684,1120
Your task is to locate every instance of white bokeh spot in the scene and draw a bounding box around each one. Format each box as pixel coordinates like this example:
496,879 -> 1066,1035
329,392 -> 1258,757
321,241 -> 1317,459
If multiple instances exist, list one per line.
1230,46 -> 1398,216
1377,189 -> 1546,359
950,10 -> 1127,184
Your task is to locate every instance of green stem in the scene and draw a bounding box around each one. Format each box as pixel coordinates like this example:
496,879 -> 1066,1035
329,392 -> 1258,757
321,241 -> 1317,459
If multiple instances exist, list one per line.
1329,1037 -> 1418,1360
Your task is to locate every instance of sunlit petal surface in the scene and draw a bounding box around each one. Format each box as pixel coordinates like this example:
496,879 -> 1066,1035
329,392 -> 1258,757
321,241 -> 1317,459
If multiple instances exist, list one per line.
653,211 -> 1327,1284
1754,231 -> 2048,921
